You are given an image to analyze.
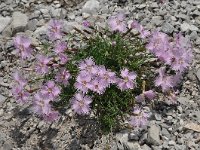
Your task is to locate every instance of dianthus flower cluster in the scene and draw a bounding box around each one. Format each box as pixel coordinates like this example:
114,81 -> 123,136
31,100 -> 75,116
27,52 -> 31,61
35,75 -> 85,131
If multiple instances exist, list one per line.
32,81 -> 61,121
75,58 -> 137,94
72,57 -> 137,115
12,19 -> 71,121
145,31 -> 192,104
11,13 -> 193,129
130,18 -> 192,106
108,14 -> 193,127
146,31 -> 193,73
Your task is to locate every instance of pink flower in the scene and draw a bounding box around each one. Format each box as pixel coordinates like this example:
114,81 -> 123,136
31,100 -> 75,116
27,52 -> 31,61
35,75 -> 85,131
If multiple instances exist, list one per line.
171,73 -> 182,87
132,106 -> 141,114
108,13 -> 127,33
74,72 -> 92,93
12,71 -> 27,87
78,57 -> 95,73
13,35 -> 32,59
146,31 -> 173,64
147,32 -> 193,71
41,81 -> 61,100
43,110 -> 60,122
12,71 -> 29,104
32,92 -> 60,122
131,20 -> 150,39
48,19 -> 63,40
135,94 -> 145,103
35,55 -> 51,74
32,92 -> 52,115
75,63 -> 117,94
169,33 -> 193,72
165,91 -> 179,104
83,20 -> 90,27
146,31 -> 169,54
12,86 -> 30,104
55,68 -> 71,85
155,47 -> 172,64
88,79 -> 106,95
54,41 -> 67,54
90,65 -> 100,76
98,66 -> 116,84
136,90 -> 156,102
143,90 -> 156,100
117,68 -> 137,90
58,53 -> 68,64
170,51 -> 189,72
129,106 -> 149,127
71,93 -> 92,115
155,67 -> 173,92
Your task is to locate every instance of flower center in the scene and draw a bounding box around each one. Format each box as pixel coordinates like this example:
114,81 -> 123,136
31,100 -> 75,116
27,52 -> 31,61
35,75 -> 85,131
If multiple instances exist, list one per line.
124,77 -> 129,82
19,44 -> 25,52
79,100 -> 85,107
48,88 -> 53,94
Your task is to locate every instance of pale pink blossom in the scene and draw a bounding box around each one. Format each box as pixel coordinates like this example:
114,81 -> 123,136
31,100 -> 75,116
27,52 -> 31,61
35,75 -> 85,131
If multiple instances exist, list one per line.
32,92 -> 52,115
83,20 -> 90,27
169,33 -> 193,72
131,20 -> 150,38
98,66 -> 117,84
74,72 -> 92,93
55,68 -> 71,85
155,67 -> 173,92
48,19 -> 63,40
129,106 -> 149,127
88,79 -> 106,95
108,13 -> 127,33
41,81 -> 61,100
43,110 -> 60,122
12,71 -> 27,87
14,35 -> 32,59
78,57 -> 95,73
54,41 -> 67,54
12,86 -> 30,104
136,90 -> 156,102
58,53 -> 68,64
32,92 -> 60,122
71,93 -> 92,115
35,55 -> 51,74
117,68 -> 137,90
146,31 -> 169,54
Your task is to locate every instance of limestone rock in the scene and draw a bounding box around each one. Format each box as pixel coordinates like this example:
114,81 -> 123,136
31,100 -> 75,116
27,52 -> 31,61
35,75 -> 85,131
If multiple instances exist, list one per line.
161,22 -> 174,34
0,16 -> 11,33
181,22 -> 190,32
116,132 -> 141,150
11,11 -> 28,35
196,69 -> 200,82
0,94 -> 6,106
147,125 -> 161,145
82,0 -> 100,14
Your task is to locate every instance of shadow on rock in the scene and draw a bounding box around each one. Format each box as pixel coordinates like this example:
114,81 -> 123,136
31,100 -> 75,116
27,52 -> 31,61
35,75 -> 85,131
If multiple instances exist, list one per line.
69,116 -> 101,149
10,106 -> 59,149
10,106 -> 33,147
38,126 -> 59,150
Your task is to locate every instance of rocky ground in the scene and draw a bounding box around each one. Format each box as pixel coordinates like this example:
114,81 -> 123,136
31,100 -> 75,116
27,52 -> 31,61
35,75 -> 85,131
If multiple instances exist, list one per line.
0,0 -> 200,149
